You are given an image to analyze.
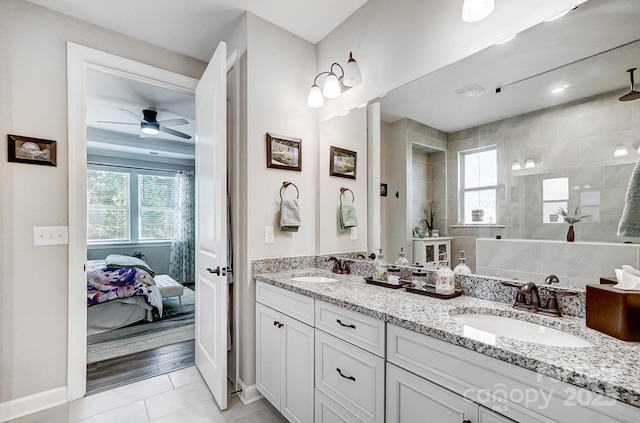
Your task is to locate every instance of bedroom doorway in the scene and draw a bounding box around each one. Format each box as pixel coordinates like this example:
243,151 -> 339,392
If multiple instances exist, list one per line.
67,43 -> 240,402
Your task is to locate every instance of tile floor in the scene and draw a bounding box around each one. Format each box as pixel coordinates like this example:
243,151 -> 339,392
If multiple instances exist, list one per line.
9,366 -> 287,423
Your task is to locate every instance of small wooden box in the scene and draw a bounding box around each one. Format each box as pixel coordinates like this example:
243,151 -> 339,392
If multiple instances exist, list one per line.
586,284 -> 640,341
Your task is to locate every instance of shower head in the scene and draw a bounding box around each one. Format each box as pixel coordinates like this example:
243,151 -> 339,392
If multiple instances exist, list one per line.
619,68 -> 640,101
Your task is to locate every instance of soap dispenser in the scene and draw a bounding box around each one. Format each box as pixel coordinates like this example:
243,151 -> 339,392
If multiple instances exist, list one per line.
394,247 -> 410,267
372,248 -> 388,282
453,251 -> 471,274
436,261 -> 455,295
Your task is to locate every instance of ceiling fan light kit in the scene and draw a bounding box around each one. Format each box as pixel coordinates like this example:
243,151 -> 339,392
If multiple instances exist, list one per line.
619,68 -> 640,102
98,108 -> 192,139
461,0 -> 495,23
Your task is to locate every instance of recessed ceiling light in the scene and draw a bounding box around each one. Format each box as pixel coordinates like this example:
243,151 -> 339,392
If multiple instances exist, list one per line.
545,6 -> 578,22
455,84 -> 486,97
494,34 -> 516,45
551,86 -> 568,94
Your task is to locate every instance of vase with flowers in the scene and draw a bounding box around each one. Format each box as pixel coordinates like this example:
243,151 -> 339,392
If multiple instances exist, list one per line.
557,206 -> 590,242
421,200 -> 436,237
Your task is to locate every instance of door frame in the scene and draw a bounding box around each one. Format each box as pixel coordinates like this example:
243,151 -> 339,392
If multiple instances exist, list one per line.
67,43 -> 200,400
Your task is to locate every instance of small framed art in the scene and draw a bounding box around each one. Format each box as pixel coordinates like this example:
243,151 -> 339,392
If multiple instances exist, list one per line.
7,134 -> 57,166
266,133 -> 302,171
329,146 -> 357,179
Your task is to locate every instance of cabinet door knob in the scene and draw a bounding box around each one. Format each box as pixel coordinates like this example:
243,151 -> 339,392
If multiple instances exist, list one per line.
273,321 -> 279,326
278,323 -> 284,328
336,368 -> 356,382
463,420 -> 472,423
336,319 -> 356,329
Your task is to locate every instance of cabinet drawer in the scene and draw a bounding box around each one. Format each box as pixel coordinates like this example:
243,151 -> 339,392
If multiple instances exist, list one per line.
315,330 -> 384,423
256,281 -> 315,325
315,389 -> 363,423
315,300 -> 385,357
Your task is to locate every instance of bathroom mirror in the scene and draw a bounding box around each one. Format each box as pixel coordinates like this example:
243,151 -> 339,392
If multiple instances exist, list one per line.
338,0 -> 640,286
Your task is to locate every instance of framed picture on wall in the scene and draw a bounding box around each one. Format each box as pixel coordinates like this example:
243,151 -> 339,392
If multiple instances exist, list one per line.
266,132 -> 302,171
329,146 -> 357,179
7,134 -> 57,166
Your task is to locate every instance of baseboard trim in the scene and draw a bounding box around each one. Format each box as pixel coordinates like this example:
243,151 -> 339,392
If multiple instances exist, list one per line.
0,387 -> 68,423
236,379 -> 262,405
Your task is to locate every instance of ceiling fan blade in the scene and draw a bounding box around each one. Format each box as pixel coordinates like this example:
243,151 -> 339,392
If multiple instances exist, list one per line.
158,118 -> 189,126
96,120 -> 138,125
160,127 -> 192,139
119,108 -> 144,122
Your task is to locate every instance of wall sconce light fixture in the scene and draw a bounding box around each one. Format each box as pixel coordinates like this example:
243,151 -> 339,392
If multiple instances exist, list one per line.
511,160 -> 521,171
461,0 -> 495,23
524,158 -> 536,169
308,52 -> 362,108
614,143 -> 629,157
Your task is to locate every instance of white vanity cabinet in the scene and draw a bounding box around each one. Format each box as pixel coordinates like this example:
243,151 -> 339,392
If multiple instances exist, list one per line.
314,301 -> 385,423
256,282 -> 315,423
386,324 -> 639,423
412,237 -> 451,268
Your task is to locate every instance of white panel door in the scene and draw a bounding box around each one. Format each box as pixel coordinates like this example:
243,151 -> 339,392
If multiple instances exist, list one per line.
195,40 -> 228,410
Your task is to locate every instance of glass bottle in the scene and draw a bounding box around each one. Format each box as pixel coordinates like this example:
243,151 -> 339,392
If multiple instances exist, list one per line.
453,251 -> 471,274
435,261 -> 455,295
372,248 -> 388,282
394,246 -> 410,267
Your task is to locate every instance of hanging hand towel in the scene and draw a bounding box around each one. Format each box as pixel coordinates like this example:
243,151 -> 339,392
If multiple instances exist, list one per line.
339,203 -> 358,230
280,198 -> 301,232
618,161 -> 640,236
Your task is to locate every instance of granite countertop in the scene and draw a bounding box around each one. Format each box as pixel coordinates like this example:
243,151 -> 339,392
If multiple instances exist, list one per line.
255,267 -> 640,409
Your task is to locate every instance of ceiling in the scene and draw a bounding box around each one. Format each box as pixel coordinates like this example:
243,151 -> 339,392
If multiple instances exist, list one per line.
26,0 -> 368,61
379,0 -> 640,133
31,0 -> 368,164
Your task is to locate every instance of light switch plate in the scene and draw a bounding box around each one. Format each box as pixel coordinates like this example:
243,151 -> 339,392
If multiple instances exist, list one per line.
33,226 -> 69,246
350,227 -> 358,240
264,226 -> 275,244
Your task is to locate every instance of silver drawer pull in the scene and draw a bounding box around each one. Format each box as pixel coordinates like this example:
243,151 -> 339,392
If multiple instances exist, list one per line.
336,319 -> 356,329
336,368 -> 356,382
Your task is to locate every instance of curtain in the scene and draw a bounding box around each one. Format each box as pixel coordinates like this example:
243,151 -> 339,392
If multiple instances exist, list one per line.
169,171 -> 195,282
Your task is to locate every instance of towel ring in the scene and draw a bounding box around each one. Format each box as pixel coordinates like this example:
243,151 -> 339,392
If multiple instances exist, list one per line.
280,181 -> 299,200
340,187 -> 354,206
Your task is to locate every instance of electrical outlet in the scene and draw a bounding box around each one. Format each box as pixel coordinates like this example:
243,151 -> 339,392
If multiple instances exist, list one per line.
33,226 -> 69,246
350,227 -> 357,240
265,226 -> 275,244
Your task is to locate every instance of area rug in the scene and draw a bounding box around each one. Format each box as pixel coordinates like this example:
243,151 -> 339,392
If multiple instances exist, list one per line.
87,286 -> 195,363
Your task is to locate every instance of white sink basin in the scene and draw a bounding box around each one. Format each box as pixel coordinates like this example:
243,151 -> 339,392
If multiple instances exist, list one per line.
452,314 -> 593,348
290,276 -> 339,283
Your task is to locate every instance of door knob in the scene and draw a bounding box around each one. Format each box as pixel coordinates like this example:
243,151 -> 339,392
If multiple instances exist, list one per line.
207,266 -> 221,275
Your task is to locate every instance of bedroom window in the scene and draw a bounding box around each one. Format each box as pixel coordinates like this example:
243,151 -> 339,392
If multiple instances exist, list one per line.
87,167 -> 177,244
138,174 -> 176,240
87,169 -> 130,242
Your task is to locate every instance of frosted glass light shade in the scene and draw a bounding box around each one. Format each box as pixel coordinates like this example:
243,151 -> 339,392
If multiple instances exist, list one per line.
524,158 -> 535,169
343,52 -> 362,87
462,0 -> 495,22
614,143 -> 629,157
307,84 -> 324,108
511,160 -> 521,171
323,72 -> 341,98
141,122 -> 159,135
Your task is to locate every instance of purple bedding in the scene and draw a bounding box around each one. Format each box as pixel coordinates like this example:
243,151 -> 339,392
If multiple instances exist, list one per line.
87,260 -> 162,311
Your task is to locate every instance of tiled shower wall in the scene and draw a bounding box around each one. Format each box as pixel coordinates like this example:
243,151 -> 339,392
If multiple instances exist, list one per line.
447,88 -> 640,272
476,238 -> 639,288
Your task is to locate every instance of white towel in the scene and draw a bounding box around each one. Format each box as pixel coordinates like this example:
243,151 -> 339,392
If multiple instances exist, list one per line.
280,199 -> 301,232
618,161 -> 640,236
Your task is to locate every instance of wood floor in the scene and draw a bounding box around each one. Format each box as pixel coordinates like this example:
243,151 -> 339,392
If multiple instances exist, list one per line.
86,340 -> 195,395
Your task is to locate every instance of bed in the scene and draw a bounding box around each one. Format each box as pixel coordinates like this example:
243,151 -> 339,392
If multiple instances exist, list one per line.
87,255 -> 163,335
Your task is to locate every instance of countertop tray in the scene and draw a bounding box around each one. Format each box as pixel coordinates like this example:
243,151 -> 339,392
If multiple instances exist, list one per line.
405,285 -> 462,299
364,277 -> 411,289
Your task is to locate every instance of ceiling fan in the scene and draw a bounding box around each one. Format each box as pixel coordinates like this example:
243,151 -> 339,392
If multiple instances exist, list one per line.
98,108 -> 192,139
